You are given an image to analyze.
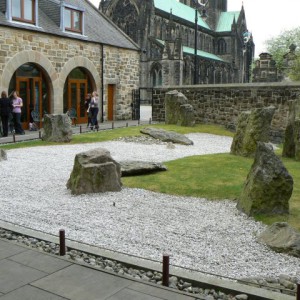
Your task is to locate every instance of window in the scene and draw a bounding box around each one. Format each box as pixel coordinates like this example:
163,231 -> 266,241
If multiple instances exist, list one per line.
64,8 -> 82,33
11,0 -> 35,24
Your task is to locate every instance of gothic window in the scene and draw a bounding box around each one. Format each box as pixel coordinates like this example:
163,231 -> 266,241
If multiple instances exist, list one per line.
162,22 -> 167,40
151,64 -> 162,87
217,39 -> 227,54
11,0 -> 36,24
111,0 -> 139,43
64,7 -> 83,33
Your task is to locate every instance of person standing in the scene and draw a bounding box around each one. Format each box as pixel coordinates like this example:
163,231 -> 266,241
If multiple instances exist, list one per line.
0,91 -> 12,137
11,91 -> 25,135
90,91 -> 99,130
84,93 -> 92,128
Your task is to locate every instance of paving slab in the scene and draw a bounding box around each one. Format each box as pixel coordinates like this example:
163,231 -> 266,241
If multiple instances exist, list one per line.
0,240 -> 27,260
106,287 -> 162,300
129,282 -> 197,300
0,259 -> 47,293
9,250 -> 72,274
0,285 -> 69,300
32,264 -> 132,300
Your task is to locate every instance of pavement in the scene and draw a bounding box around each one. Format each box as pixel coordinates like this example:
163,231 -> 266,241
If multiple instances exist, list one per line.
0,239 -> 199,300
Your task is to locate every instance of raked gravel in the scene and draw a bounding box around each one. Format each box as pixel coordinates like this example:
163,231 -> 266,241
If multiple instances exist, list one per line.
0,133 -> 299,280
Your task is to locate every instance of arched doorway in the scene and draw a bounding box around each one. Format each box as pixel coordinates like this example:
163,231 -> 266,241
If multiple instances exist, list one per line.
63,67 -> 93,124
8,63 -> 50,129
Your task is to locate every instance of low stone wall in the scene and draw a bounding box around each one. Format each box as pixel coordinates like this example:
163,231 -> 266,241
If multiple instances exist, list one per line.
152,83 -> 300,143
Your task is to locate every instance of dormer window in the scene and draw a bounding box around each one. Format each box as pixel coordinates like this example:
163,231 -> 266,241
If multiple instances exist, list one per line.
64,7 -> 82,34
11,0 -> 36,24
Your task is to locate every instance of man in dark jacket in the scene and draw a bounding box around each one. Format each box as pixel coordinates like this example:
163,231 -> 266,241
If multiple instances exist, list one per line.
0,91 -> 13,137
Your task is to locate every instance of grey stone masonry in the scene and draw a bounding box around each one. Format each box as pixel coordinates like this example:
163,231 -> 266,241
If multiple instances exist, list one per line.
152,83 -> 300,143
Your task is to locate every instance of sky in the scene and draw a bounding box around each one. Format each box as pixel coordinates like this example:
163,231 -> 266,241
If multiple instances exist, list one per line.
89,0 -> 300,58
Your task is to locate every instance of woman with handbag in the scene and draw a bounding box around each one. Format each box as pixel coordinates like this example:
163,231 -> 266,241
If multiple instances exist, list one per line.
90,91 -> 99,130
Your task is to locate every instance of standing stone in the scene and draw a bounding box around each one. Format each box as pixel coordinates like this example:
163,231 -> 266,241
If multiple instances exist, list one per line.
165,90 -> 195,127
42,114 -> 73,143
67,148 -> 122,195
237,142 -> 293,216
230,111 -> 251,156
0,149 -> 7,161
282,99 -> 300,160
230,106 -> 276,157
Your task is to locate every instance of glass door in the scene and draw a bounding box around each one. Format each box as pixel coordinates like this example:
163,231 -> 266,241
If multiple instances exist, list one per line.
67,79 -> 88,124
16,77 -> 30,129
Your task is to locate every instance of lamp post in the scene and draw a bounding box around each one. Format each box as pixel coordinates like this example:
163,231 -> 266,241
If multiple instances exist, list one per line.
192,0 -> 208,85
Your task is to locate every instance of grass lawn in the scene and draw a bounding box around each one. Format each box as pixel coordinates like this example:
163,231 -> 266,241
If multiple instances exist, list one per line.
1,123 -> 299,230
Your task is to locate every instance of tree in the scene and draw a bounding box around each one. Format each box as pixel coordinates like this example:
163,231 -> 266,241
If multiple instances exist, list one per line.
289,56 -> 300,81
265,27 -> 300,71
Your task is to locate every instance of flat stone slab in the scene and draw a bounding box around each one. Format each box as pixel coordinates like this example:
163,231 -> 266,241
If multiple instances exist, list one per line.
10,250 -> 72,274
0,260 -> 47,294
32,264 -> 131,300
120,161 -> 167,176
258,222 -> 300,257
0,285 -> 67,300
140,127 -> 193,145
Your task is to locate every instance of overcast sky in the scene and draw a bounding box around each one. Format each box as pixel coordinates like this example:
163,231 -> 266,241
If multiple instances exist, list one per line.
89,0 -> 300,58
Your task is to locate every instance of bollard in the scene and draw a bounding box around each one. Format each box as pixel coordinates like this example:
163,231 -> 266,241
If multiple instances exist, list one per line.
112,122 -> 114,129
162,254 -> 169,287
80,125 -> 82,134
39,131 -> 42,139
13,134 -> 16,143
297,283 -> 300,300
59,229 -> 66,256
149,118 -> 152,124
138,119 -> 140,125
126,122 -> 128,127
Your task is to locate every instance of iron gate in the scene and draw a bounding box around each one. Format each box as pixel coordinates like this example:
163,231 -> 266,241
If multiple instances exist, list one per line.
132,88 -> 153,120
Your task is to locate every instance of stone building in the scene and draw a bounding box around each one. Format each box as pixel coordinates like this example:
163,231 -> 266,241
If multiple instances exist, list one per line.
252,53 -> 281,83
0,0 -> 140,128
100,0 -> 254,90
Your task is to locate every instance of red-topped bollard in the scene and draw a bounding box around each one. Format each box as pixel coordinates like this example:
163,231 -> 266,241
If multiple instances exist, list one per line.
162,254 -> 170,287
59,229 -> 66,256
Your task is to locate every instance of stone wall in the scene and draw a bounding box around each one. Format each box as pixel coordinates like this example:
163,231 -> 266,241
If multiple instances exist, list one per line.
104,46 -> 140,120
0,26 -> 139,121
152,83 -> 300,142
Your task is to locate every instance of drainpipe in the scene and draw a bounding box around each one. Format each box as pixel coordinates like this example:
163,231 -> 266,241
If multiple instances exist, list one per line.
101,44 -> 104,123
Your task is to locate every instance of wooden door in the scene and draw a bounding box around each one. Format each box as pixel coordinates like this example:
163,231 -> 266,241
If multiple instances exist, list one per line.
68,79 -> 88,124
107,84 -> 114,121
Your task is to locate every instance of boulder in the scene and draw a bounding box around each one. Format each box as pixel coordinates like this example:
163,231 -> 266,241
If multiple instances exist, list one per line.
230,106 -> 276,157
67,148 -> 122,195
237,142 -> 293,216
165,90 -> 195,127
140,127 -> 193,145
0,149 -> 7,161
42,114 -> 73,143
258,222 -> 300,257
120,161 -> 167,176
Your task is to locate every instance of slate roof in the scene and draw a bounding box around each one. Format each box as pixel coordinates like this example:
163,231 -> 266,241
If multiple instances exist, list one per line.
154,0 -> 210,30
156,39 -> 224,62
0,0 -> 139,51
216,11 -> 240,32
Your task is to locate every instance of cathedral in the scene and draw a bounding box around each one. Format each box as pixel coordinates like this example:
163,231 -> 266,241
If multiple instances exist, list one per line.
100,0 -> 254,87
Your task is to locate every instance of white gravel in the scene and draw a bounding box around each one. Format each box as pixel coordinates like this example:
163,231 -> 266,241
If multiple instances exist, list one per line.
0,133 -> 299,280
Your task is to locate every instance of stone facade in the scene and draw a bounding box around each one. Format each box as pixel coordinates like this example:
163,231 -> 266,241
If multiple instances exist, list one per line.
151,83 -> 300,142
100,0 -> 254,89
104,46 -> 140,120
0,0 -> 140,127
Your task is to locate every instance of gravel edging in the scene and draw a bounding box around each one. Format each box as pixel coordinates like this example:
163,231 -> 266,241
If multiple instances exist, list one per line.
0,133 -> 299,285
0,228 -> 296,299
